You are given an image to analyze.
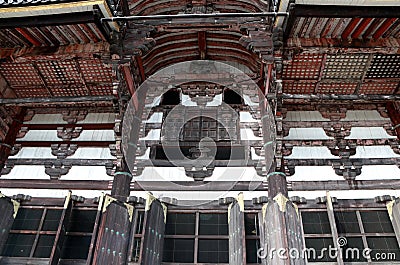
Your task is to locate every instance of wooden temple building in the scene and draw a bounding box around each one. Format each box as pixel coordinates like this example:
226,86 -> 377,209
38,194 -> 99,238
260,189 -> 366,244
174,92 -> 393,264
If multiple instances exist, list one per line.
0,0 -> 400,264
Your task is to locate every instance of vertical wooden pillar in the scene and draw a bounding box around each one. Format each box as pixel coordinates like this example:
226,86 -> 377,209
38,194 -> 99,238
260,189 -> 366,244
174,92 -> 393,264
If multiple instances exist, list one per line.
140,193 -> 166,265
49,192 -> 73,265
387,198 -> 400,247
259,193 -> 306,265
228,193 -> 246,265
0,108 -> 25,171
111,172 -> 132,201
93,195 -> 134,265
0,193 -> 19,254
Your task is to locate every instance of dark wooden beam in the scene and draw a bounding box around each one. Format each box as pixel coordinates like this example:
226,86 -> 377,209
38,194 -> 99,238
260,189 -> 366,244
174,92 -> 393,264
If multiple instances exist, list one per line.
1,179 -> 400,191
279,93 -> 400,101
290,4 -> 400,18
0,12 -> 95,29
284,120 -> 390,128
283,139 -> 398,147
7,158 -> 115,166
286,158 -> 400,166
24,123 -> 115,130
17,141 -> 113,147
198,31 -> 207,60
0,96 -> 115,106
135,56 -> 146,83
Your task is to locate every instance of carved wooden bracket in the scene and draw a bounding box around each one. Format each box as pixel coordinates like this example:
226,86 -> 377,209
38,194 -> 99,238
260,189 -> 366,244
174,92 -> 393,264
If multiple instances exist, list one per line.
105,162 -> 116,176
57,127 -> 82,140
9,144 -> 22,156
332,161 -> 362,181
23,110 -> 35,122
323,124 -> 351,139
377,106 -> 389,118
51,144 -> 78,159
284,164 -> 295,176
61,110 -> 88,124
1,162 -> 14,175
12,194 -> 32,201
384,124 -> 397,137
318,106 -> 347,121
16,127 -> 29,139
282,143 -> 293,156
327,139 -> 357,158
185,165 -> 214,181
389,139 -> 400,155
239,30 -> 274,62
122,26 -> 156,57
44,161 -> 72,180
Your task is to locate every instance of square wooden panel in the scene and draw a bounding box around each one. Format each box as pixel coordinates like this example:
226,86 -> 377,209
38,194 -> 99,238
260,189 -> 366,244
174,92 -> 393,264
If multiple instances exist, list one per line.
78,59 -> 112,84
88,84 -> 113,96
322,54 -> 369,80
49,86 -> 89,97
317,82 -> 358,94
13,87 -> 50,98
0,62 -> 42,87
36,60 -> 82,86
359,80 -> 399,94
366,54 -> 400,78
283,80 -> 316,94
283,53 -> 324,80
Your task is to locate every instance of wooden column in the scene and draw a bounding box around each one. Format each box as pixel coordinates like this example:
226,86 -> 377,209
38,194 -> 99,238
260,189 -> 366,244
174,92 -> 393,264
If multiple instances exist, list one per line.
140,194 -> 166,265
228,193 -> 246,265
111,172 -> 133,201
387,101 -> 400,139
0,193 -> 19,254
49,193 -> 73,265
259,193 -> 306,265
0,108 -> 25,170
268,172 -> 288,199
92,195 -> 134,265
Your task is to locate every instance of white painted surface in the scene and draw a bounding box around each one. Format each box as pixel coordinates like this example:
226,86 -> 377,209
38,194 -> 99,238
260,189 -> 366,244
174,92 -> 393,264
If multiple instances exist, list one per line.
284,128 -> 333,140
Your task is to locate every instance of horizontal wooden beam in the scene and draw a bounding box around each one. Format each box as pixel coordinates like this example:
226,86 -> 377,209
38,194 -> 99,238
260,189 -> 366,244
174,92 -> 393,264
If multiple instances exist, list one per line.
284,120 -> 390,128
0,96 -> 116,106
284,139 -> 398,146
16,141 -> 113,147
1,179 -> 400,191
291,4 -> 400,18
7,158 -> 114,166
286,158 -> 400,166
0,11 -> 95,29
24,123 -> 115,130
279,93 -> 400,101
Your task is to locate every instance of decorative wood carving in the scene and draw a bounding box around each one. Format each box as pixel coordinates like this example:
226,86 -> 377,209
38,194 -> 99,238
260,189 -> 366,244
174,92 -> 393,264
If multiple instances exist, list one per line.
50,144 -> 78,159
61,110 -> 88,124
332,161 -> 362,181
323,124 -> 352,138
9,144 -> 21,156
57,127 -> 82,140
16,126 -> 29,139
44,161 -> 72,180
106,162 -> 116,176
1,162 -> 14,175
239,30 -> 273,62
318,106 -> 347,121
